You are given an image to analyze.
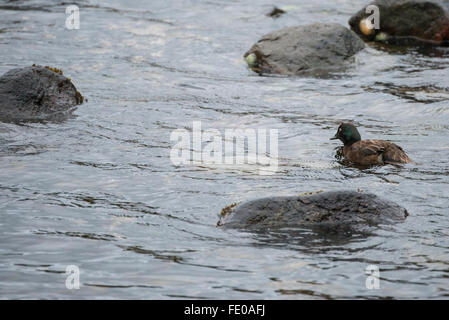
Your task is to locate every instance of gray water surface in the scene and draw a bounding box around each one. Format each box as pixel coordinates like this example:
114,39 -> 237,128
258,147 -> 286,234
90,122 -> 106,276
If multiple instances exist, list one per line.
0,0 -> 448,299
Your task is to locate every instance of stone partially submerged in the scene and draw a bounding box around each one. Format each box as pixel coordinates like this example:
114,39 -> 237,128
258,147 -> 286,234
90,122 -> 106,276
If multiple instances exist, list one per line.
349,0 -> 449,46
0,65 -> 84,122
243,23 -> 365,75
217,191 -> 408,231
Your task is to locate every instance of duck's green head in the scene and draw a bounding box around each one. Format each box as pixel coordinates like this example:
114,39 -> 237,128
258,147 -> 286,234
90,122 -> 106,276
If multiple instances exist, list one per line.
330,123 -> 361,145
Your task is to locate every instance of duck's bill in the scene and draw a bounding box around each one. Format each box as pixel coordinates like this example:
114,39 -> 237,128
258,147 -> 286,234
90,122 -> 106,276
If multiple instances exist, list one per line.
330,136 -> 338,140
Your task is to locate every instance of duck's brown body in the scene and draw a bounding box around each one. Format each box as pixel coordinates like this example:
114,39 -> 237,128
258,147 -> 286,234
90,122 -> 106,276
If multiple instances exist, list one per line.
343,139 -> 412,166
332,123 -> 412,166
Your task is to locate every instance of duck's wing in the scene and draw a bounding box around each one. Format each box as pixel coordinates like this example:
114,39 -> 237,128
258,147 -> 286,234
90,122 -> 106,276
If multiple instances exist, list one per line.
345,140 -> 385,165
383,143 -> 412,164
370,140 -> 412,164
346,140 -> 412,166
358,141 -> 385,157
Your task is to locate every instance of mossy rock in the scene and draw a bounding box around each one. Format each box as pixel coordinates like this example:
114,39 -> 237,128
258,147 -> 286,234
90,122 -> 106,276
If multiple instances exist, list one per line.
349,0 -> 449,46
218,190 -> 408,231
0,65 -> 84,122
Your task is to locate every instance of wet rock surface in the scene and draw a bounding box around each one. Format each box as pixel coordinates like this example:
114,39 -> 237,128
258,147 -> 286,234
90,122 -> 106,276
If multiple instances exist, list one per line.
349,0 -> 449,46
0,65 -> 83,122
243,23 -> 365,76
218,191 -> 408,230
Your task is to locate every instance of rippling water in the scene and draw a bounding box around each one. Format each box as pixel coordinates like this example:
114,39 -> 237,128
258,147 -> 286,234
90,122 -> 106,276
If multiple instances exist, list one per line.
1,0 -> 449,299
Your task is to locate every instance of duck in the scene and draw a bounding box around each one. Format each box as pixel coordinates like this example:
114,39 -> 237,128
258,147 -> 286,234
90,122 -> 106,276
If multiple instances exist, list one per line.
330,123 -> 412,166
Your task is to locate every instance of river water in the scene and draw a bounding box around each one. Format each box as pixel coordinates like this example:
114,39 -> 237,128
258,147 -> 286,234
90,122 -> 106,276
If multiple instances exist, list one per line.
0,0 -> 448,299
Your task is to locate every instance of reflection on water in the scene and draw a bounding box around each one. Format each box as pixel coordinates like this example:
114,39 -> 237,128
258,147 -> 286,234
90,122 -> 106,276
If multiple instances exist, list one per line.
0,0 -> 449,299
363,82 -> 449,103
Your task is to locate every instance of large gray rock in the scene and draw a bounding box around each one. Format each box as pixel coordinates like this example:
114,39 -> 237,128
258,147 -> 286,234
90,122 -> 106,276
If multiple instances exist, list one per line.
349,0 -> 449,46
0,65 -> 84,122
243,23 -> 365,75
217,191 -> 408,231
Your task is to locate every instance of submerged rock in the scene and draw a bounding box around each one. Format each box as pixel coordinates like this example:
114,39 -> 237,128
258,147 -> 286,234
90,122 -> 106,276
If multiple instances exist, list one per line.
243,23 -> 365,75
266,7 -> 286,18
217,191 -> 408,230
0,65 -> 84,122
349,0 -> 449,46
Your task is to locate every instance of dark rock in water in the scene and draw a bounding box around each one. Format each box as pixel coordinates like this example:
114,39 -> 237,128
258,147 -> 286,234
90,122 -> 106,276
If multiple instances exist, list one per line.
243,23 -> 365,76
266,7 -> 286,18
0,65 -> 84,122
349,0 -> 449,46
217,191 -> 408,231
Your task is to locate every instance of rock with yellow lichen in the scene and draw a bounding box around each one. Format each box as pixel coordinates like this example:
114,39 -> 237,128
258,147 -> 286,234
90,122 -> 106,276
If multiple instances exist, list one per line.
349,0 -> 449,46
0,65 -> 84,122
217,191 -> 408,231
